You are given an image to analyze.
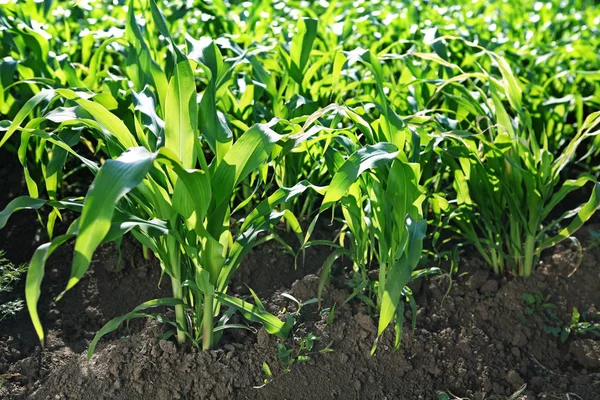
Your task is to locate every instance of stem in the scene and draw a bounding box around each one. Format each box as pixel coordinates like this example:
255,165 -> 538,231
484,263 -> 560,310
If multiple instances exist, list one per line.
378,261 -> 387,311
522,234 -> 536,277
490,248 -> 500,276
202,292 -> 214,351
472,240 -> 494,273
142,245 -> 152,261
170,276 -> 187,345
167,236 -> 186,345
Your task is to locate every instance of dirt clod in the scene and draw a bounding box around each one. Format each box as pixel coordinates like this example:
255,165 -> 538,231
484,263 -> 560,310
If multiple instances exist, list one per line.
1,217 -> 600,399
569,339 -> 600,369
480,279 -> 499,293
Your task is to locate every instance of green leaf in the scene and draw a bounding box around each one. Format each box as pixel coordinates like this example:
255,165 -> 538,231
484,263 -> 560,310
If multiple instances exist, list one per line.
241,181 -> 325,232
318,249 -> 347,309
492,54 -> 522,111
88,298 -> 184,361
289,18 -> 318,83
211,122 -> 281,208
321,142 -> 399,210
103,211 -> 169,243
215,292 -> 291,338
542,175 -> 597,220
64,147 -> 157,296
0,89 -> 54,148
56,89 -> 138,150
538,182 -> 600,252
378,257 -> 411,337
0,196 -> 83,230
26,233 -> 75,345
187,37 -> 232,161
164,51 -> 198,169
0,197 -> 47,229
155,148 -> 212,231
262,362 -> 273,378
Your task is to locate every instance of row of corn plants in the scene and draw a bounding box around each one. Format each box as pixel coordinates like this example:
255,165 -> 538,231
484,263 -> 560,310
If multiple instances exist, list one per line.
0,0 -> 599,359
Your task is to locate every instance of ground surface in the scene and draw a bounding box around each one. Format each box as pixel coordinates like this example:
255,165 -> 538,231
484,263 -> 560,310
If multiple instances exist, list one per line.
1,152 -> 599,399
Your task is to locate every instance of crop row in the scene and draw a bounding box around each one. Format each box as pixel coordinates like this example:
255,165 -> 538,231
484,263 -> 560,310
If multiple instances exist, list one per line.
0,0 -> 599,358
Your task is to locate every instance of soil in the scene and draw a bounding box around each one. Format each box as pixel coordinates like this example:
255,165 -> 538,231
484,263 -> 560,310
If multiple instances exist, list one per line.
1,151 -> 600,399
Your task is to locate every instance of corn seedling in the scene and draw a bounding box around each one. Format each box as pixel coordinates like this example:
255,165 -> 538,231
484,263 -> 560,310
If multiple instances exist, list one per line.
428,41 -> 600,276
0,0 -> 331,357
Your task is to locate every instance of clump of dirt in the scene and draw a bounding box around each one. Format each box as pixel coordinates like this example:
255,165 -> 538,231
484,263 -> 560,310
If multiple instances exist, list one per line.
2,231 -> 599,399
232,220 -> 339,299
0,238 -> 171,398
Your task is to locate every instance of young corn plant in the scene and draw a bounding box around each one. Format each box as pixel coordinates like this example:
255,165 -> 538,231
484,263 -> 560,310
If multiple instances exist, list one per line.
0,1 -> 321,357
429,45 -> 600,276
313,138 -> 429,352
307,105 -> 430,352
301,48 -> 439,351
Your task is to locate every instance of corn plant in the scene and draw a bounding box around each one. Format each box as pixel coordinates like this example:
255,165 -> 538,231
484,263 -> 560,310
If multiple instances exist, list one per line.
297,89 -> 431,353
332,152 -> 428,352
428,42 -> 600,276
446,111 -> 600,276
0,0 -> 329,357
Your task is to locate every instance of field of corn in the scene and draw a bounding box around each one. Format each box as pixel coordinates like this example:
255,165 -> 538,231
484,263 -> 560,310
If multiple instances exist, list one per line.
0,0 -> 600,398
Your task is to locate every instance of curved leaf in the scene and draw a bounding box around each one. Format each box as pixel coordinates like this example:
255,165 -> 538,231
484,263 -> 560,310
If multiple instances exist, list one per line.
26,234 -> 75,345
64,147 -> 157,296
0,196 -> 83,230
538,182 -> 600,252
164,49 -> 197,169
321,142 -> 399,210
215,292 -> 291,338
88,298 -> 184,361
0,89 -> 55,148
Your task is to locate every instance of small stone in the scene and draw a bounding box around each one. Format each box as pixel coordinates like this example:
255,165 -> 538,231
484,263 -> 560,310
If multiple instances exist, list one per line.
354,381 -> 362,391
482,376 -> 492,392
569,339 -> 600,369
428,364 -> 442,376
159,339 -> 177,355
257,328 -> 270,348
151,345 -> 162,358
573,374 -> 591,386
355,313 -> 376,335
466,270 -> 489,290
511,347 -> 521,358
506,370 -> 524,390
84,306 -> 101,320
480,280 -> 499,294
136,267 -> 147,278
291,274 -> 320,300
511,330 -> 528,348
478,305 -> 490,321
457,340 -> 471,355
530,376 -> 545,391
223,344 -> 235,352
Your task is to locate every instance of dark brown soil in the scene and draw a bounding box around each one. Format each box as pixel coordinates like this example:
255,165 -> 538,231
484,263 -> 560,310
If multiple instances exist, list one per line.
1,149 -> 599,399
1,227 -> 599,399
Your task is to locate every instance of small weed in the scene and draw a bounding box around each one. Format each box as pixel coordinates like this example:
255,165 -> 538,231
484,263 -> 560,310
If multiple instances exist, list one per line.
276,332 -> 333,374
0,251 -> 27,322
521,293 -> 600,342
589,229 -> 600,248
